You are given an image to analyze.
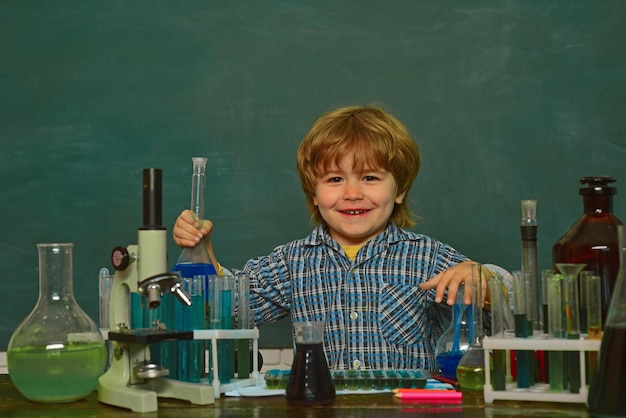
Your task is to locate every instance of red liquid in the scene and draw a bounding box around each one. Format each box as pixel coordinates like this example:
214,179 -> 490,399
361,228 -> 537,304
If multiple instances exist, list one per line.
588,325 -> 626,417
285,342 -> 335,406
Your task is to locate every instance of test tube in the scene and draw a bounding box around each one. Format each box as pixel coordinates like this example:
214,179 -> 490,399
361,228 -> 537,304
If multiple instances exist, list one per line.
487,275 -> 506,391
579,270 -> 593,334
236,273 -> 251,379
541,269 -> 553,335
585,273 -> 602,377
547,273 -> 565,392
98,267 -> 114,368
512,270 -> 531,388
209,275 -> 234,383
559,263 -> 584,394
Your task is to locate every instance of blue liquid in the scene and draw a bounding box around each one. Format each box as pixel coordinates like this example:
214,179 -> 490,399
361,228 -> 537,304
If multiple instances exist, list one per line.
436,351 -> 464,379
171,263 -> 214,382
172,262 -> 216,304
218,289 -> 233,383
514,313 -> 532,388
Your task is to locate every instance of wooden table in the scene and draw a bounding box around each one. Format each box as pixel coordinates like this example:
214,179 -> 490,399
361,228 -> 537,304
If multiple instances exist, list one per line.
0,375 -> 591,417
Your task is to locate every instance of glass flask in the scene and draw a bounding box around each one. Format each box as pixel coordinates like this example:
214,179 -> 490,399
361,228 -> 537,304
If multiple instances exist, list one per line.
456,264 -> 486,391
173,156 -> 217,281
7,243 -> 107,402
552,176 -> 623,325
168,157 -> 216,380
285,321 -> 335,406
588,225 -> 626,417
435,282 -> 471,380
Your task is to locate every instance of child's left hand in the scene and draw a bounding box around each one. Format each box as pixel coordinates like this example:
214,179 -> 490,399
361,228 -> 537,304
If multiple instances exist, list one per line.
418,261 -> 489,306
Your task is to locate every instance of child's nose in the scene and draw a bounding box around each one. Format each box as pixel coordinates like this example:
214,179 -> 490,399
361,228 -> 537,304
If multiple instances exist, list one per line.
343,182 -> 363,200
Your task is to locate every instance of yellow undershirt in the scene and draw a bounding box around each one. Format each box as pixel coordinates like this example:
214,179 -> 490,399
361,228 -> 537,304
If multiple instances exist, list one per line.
343,245 -> 362,260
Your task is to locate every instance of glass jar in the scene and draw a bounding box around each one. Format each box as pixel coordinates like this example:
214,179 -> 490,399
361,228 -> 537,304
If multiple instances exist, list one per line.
7,243 -> 107,402
552,176 -> 623,325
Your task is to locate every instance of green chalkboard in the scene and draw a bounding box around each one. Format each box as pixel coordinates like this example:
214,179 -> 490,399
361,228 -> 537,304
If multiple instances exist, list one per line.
1,0 -> 626,351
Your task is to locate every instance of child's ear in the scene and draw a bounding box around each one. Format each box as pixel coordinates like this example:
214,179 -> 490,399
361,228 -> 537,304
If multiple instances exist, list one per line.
395,191 -> 407,204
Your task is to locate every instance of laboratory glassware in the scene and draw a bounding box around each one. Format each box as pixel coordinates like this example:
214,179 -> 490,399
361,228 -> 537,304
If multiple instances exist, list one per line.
512,270 -> 532,389
456,264 -> 486,391
556,263 -> 585,394
588,224 -> 626,417
546,272 -> 565,392
7,243 -> 107,402
435,282 -> 471,380
170,157 -> 217,381
521,199 -> 540,330
552,176 -> 623,325
487,274 -> 511,391
173,156 -> 217,282
286,321 -> 336,406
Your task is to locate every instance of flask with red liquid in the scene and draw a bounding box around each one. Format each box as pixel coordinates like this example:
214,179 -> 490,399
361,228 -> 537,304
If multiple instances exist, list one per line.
552,176 -> 623,325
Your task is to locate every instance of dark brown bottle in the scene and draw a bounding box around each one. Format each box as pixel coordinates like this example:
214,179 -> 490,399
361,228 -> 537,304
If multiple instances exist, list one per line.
285,322 -> 335,406
552,176 -> 623,325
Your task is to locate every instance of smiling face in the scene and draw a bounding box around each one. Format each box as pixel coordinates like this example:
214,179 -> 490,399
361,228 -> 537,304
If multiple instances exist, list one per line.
313,152 -> 406,246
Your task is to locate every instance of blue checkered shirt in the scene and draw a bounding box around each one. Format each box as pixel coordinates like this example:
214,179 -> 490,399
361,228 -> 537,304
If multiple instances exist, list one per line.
235,223 -> 474,372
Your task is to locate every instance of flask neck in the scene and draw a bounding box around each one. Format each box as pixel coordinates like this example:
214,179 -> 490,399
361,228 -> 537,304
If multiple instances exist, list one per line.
37,243 -> 76,304
583,194 -> 614,215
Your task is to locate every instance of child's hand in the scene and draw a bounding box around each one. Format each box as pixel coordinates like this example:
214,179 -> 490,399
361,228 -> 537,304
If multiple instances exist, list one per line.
418,261 -> 489,306
172,209 -> 213,248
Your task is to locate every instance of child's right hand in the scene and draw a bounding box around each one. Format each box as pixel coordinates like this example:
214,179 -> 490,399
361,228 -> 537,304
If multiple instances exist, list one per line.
172,209 -> 214,248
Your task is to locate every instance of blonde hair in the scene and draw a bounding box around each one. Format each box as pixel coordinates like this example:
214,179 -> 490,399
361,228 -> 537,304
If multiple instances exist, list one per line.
296,105 -> 421,228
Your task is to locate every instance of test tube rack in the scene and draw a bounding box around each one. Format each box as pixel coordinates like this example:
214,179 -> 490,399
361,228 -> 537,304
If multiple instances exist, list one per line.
482,332 -> 601,404
194,327 -> 260,398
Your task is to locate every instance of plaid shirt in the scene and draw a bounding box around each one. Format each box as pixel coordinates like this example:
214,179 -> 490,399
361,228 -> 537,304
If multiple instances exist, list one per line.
236,223 -> 474,372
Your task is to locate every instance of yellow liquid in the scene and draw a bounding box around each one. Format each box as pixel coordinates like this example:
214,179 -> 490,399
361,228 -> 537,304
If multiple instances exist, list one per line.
456,365 -> 485,390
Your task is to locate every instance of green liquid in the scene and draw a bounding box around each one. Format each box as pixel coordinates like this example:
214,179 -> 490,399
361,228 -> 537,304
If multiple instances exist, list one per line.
8,343 -> 107,402
457,365 -> 485,390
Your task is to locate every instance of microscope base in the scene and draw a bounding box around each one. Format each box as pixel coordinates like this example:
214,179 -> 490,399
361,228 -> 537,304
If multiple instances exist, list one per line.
97,342 -> 215,413
98,377 -> 215,413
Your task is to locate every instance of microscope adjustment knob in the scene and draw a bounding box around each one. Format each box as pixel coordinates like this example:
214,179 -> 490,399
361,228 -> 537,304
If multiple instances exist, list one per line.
111,246 -> 131,271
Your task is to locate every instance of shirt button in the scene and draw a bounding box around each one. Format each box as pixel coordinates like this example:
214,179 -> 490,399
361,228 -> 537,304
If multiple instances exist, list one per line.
350,311 -> 359,320
352,359 -> 361,369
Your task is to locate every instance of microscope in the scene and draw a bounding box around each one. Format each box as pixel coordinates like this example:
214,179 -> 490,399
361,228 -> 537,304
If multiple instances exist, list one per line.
97,168 -> 215,413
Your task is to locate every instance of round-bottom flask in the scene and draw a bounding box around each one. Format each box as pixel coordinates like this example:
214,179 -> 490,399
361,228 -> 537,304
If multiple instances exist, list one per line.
285,321 -> 335,406
7,243 -> 107,402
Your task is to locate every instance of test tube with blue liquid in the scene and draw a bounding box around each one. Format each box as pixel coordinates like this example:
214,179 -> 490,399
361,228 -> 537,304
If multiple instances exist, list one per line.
236,273 -> 251,379
175,275 -> 206,382
209,274 -> 234,383
512,270 -> 532,388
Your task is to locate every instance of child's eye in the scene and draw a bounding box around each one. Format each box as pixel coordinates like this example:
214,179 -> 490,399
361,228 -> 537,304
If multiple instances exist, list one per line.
363,175 -> 379,181
329,176 -> 343,183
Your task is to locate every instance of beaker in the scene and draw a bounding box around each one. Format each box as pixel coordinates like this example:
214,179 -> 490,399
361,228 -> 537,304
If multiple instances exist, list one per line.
456,264 -> 486,391
435,282 -> 471,380
588,224 -> 626,417
285,321 -> 335,406
7,243 -> 107,402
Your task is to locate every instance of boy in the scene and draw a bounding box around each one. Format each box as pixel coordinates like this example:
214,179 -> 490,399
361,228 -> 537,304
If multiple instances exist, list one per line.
173,105 -> 509,371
